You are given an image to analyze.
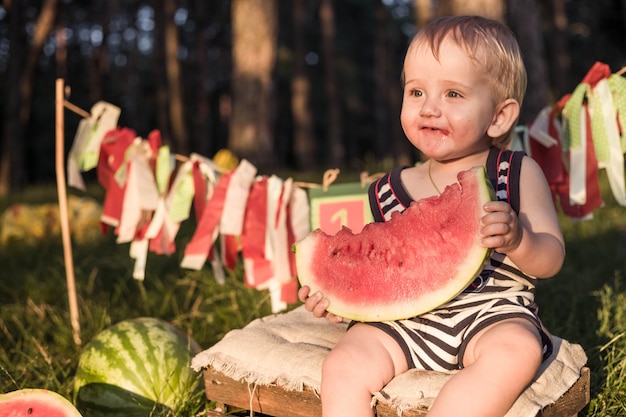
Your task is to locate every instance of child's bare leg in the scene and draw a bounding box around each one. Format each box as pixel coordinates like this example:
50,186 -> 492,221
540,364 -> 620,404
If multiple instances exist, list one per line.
320,323 -> 408,417
427,318 -> 543,417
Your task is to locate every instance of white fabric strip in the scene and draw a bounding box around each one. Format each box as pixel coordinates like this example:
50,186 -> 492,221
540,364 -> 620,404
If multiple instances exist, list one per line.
130,239 -> 149,281
594,79 -> 626,205
67,102 -> 121,190
528,106 -> 559,149
290,185 -> 311,243
569,105 -> 587,205
220,159 -> 257,235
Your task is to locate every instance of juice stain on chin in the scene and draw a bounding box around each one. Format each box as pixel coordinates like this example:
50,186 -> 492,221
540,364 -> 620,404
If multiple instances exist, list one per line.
429,134 -> 448,151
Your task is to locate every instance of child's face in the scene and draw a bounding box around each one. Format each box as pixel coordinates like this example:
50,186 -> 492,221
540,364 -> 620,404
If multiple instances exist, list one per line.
400,36 -> 501,161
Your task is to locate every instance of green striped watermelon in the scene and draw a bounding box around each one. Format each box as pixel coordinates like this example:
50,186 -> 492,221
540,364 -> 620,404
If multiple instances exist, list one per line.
295,166 -> 494,322
0,389 -> 83,416
73,317 -> 202,417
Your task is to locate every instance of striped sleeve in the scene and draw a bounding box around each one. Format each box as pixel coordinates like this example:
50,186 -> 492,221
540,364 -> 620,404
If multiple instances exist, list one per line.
486,148 -> 525,214
368,167 -> 411,222
368,173 -> 390,223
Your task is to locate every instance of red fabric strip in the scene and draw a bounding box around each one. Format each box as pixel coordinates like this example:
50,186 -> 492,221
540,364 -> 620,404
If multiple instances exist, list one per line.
182,171 -> 232,264
241,178 -> 273,288
97,128 -> 136,230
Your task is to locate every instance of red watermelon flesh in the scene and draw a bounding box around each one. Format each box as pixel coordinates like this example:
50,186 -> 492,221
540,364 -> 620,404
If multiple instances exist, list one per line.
0,389 -> 83,416
294,166 -> 494,321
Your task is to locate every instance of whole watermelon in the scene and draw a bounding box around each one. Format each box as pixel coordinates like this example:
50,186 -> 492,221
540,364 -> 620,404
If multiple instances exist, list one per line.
73,317 -> 202,417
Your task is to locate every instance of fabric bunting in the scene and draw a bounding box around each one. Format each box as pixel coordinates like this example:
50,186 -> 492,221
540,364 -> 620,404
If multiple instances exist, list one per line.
62,103 -> 323,312
150,156 -> 197,255
97,127 -> 136,229
219,159 -> 257,270
63,61 -> 625,311
180,161 -> 249,280
241,177 -> 273,288
115,138 -> 160,244
266,176 -> 293,312
180,165 -> 232,271
67,101 -> 121,190
529,61 -> 625,218
286,185 -> 310,301
608,74 -> 626,153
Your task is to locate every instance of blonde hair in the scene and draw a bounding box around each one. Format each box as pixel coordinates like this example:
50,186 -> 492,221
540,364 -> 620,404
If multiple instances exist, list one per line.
405,16 -> 526,147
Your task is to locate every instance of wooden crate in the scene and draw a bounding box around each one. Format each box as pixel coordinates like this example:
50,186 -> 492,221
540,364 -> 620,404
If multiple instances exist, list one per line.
202,365 -> 590,417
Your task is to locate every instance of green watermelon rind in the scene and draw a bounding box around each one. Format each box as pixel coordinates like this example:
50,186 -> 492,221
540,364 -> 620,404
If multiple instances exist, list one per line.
0,388 -> 83,416
295,166 -> 495,322
73,383 -> 170,417
73,317 -> 202,416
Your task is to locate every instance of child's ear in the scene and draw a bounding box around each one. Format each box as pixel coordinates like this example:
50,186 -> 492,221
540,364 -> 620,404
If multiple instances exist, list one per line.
487,98 -> 520,138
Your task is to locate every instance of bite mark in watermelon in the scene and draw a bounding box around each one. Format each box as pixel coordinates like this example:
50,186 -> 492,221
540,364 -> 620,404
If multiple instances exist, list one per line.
73,317 -> 202,417
294,166 -> 494,321
0,389 -> 83,416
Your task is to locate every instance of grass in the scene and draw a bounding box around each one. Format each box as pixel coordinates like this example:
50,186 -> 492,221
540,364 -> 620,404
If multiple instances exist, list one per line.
0,186 -> 274,415
1,173 -> 626,416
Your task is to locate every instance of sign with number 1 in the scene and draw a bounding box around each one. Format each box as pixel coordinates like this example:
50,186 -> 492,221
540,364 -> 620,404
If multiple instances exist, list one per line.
308,183 -> 373,235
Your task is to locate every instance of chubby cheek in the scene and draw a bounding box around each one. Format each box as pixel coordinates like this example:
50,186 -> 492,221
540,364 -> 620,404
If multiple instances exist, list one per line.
400,108 -> 420,146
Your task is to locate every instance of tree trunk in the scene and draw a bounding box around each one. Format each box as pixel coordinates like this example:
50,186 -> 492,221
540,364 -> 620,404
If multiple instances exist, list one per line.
153,0 -> 171,145
545,0 -> 571,99
291,0 -> 316,170
1,1 -> 25,195
413,0 -> 434,29
164,0 -> 188,154
230,0 -> 278,169
87,0 -> 114,105
21,0 -> 58,127
437,0 -> 505,22
191,0 -> 211,157
506,0 -> 550,124
319,0 -> 344,168
390,5 -> 415,166
373,2 -> 390,161
0,0 -> 57,195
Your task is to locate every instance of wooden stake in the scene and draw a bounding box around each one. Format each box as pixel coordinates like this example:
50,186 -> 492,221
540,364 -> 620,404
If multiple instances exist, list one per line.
55,78 -> 81,346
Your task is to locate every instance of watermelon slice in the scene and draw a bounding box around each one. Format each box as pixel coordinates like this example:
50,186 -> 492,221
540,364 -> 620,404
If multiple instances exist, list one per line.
0,389 -> 83,416
294,166 -> 494,321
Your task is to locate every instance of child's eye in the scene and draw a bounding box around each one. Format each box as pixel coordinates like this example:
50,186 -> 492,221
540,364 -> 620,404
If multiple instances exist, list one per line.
409,89 -> 423,97
447,90 -> 462,98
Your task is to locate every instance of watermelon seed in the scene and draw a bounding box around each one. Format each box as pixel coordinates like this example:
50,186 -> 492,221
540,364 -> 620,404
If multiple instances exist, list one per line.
28,408 -> 33,414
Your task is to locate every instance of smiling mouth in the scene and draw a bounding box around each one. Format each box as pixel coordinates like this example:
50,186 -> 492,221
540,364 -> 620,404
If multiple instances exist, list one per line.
420,126 -> 450,138
422,126 -> 443,132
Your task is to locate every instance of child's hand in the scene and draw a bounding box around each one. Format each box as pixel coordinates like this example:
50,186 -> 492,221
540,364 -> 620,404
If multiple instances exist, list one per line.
298,286 -> 344,323
480,201 -> 523,254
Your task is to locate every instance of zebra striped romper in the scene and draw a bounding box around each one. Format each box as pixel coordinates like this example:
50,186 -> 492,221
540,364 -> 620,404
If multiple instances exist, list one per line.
359,147 -> 553,372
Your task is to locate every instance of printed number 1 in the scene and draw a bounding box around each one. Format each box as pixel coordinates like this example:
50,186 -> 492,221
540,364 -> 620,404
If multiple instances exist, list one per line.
330,209 -> 348,230
318,200 -> 367,235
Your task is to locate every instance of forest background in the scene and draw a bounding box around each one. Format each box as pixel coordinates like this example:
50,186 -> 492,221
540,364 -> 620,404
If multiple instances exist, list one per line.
1,1 -> 626,415
0,0 -> 625,194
